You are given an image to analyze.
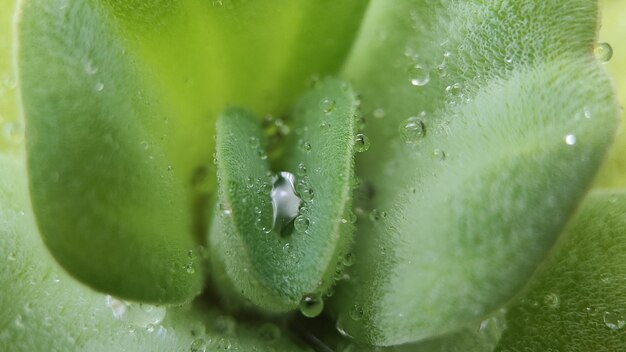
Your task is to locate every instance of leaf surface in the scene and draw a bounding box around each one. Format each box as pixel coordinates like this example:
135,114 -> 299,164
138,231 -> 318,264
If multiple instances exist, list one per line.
209,79 -> 359,312
332,0 -> 619,345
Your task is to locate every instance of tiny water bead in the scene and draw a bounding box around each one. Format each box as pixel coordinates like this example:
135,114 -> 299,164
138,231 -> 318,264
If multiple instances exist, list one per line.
84,59 -> 98,75
565,134 -> 577,146
271,171 -> 301,234
297,162 -> 307,176
296,178 -> 315,202
432,148 -> 446,161
445,82 -> 462,97
369,209 -> 387,221
354,134 -> 370,152
408,63 -> 430,87
300,293 -> 324,318
595,42 -> 613,63
298,139 -> 312,153
95,82 -> 104,92
400,115 -> 426,144
190,338 -> 207,352
543,293 -> 560,309
320,97 -> 336,114
294,215 -> 310,233
603,311 -> 625,331
373,108 -> 386,119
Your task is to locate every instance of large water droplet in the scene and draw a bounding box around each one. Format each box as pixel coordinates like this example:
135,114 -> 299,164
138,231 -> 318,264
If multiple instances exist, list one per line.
595,42 -> 613,63
354,134 -> 370,152
271,171 -> 301,234
400,115 -> 426,144
300,294 -> 324,318
408,64 -> 430,86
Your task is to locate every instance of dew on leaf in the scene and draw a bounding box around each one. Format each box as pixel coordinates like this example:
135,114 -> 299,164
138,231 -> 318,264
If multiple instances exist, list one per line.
369,209 -> 387,221
565,134 -> 577,146
294,215 -> 310,233
355,134 -> 370,152
408,63 -> 430,86
373,108 -> 386,119
190,338 -> 207,352
432,148 -> 446,161
300,293 -> 324,318
320,97 -> 337,114
297,163 -> 307,176
271,171 -> 301,233
543,293 -> 560,309
595,42 -> 613,63
400,115 -> 426,144
95,82 -> 104,92
603,311 -> 625,330
298,139 -> 312,152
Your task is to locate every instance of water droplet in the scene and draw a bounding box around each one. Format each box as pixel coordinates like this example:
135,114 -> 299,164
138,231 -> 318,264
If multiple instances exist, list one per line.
445,83 -> 462,97
432,148 -> 446,161
255,217 -> 272,234
343,253 -> 355,267
604,311 -> 625,330
249,136 -> 260,148
401,116 -> 426,144
95,82 -> 104,92
190,338 -> 207,352
354,134 -> 370,152
84,59 -> 98,75
543,293 -> 560,309
297,163 -> 307,176
565,134 -> 576,146
320,98 -> 336,113
299,139 -> 312,153
373,108 -> 386,119
105,295 -> 128,319
258,323 -> 281,342
595,42 -> 613,62
184,262 -> 196,274
320,121 -> 331,129
300,294 -> 324,318
294,215 -> 310,233
349,304 -> 364,321
369,209 -> 387,221
504,56 -> 513,64
408,64 -> 430,86
212,0 -> 223,7
217,338 -> 232,351
258,149 -> 268,160
271,171 -> 301,234
296,178 -> 315,202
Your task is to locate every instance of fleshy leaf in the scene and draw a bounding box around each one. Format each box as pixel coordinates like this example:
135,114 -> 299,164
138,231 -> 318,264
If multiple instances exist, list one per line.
19,0 -> 203,304
17,0 -> 367,304
332,0 -> 619,345
209,79 -> 359,313
0,153 -> 311,352
495,190 -> 626,351
593,0 -> 626,188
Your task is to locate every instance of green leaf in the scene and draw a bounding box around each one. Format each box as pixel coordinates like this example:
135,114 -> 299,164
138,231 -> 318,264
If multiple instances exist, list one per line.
209,78 -> 359,313
593,0 -> 626,188
331,0 -> 619,345
17,0 -> 366,304
0,153 -> 311,352
19,0 -> 203,304
495,190 -> 626,351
